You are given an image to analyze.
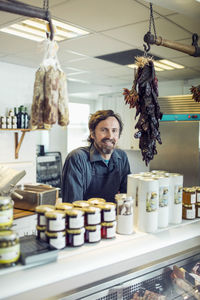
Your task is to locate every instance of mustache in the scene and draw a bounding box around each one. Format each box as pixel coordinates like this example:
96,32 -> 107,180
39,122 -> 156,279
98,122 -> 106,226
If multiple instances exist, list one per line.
102,138 -> 115,144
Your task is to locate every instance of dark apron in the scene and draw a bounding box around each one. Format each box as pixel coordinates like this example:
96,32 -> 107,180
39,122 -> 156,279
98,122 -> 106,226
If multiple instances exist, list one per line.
84,160 -> 120,202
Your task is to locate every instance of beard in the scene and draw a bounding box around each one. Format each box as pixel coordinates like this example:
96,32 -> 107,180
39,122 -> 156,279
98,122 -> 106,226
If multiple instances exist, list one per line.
94,138 -> 116,155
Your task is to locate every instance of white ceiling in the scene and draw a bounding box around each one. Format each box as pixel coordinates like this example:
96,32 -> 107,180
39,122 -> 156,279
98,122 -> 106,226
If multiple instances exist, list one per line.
0,0 -> 200,99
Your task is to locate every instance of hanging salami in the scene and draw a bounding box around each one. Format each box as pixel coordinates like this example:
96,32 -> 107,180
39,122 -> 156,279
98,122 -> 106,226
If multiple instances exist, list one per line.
123,56 -> 163,166
31,39 -> 69,129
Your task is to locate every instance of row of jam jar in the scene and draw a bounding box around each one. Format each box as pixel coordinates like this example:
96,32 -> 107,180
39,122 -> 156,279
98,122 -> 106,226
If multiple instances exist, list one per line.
35,198 -> 117,249
182,187 -> 200,220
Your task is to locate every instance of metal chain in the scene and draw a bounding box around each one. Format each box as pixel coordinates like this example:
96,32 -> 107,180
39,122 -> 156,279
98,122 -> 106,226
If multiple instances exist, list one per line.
43,0 -> 49,11
149,3 -> 157,39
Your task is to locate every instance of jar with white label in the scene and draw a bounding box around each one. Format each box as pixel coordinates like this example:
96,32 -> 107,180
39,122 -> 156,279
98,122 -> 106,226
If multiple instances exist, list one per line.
196,203 -> 200,218
36,225 -> 47,241
65,208 -> 84,229
45,210 -> 66,232
101,221 -> 116,239
182,204 -> 196,220
183,188 -> 196,205
115,194 -> 134,235
66,227 -> 85,247
0,230 -> 20,268
0,196 -> 13,230
35,205 -> 55,226
85,224 -> 101,243
83,206 -> 101,226
87,198 -> 106,206
97,203 -> 116,222
196,188 -> 200,203
45,230 -> 66,249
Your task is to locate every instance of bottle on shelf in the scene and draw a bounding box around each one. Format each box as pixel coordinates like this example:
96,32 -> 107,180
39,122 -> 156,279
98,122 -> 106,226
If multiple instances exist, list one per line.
17,106 -> 22,129
23,107 -> 29,129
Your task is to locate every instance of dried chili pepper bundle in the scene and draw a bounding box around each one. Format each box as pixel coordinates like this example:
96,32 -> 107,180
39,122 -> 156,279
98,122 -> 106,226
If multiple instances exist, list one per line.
123,56 -> 163,166
190,85 -> 200,102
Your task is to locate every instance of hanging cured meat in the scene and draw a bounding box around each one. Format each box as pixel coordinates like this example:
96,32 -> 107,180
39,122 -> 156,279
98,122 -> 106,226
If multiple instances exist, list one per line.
123,57 -> 163,166
31,40 -> 69,129
190,85 -> 200,103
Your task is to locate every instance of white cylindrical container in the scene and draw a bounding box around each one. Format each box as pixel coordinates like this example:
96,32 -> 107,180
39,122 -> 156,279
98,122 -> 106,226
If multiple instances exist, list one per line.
127,174 -> 141,228
137,177 -> 159,233
154,175 -> 170,228
168,173 -> 183,224
115,194 -> 134,235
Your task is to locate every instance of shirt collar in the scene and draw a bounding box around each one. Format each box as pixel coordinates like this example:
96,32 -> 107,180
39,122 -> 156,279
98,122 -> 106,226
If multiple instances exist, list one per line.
89,144 -> 121,162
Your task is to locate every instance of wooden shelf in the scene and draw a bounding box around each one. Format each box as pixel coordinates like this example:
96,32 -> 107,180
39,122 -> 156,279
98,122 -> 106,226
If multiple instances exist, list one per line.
0,128 -> 48,159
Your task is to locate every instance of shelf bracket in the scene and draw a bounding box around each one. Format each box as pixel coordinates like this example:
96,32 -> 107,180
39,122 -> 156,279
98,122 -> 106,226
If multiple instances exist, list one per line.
15,131 -> 26,159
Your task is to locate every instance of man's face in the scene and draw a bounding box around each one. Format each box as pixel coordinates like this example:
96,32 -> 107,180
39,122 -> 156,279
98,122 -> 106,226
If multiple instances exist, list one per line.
91,116 -> 120,158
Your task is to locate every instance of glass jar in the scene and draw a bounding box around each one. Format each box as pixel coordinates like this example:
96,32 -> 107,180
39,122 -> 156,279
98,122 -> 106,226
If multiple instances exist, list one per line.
97,202 -> 116,222
36,225 -> 47,241
182,204 -> 196,220
45,230 -> 66,249
0,230 -> 20,268
45,210 -> 66,232
101,221 -> 116,239
83,206 -> 101,226
195,203 -> 200,218
183,188 -> 196,205
73,200 -> 90,209
87,198 -> 106,206
55,202 -> 73,211
35,205 -> 55,226
66,227 -> 85,247
196,188 -> 200,203
65,208 -> 84,229
0,196 -> 13,230
85,224 -> 101,243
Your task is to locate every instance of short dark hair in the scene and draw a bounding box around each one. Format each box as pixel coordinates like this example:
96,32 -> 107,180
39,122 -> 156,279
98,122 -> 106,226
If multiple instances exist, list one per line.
87,110 -> 123,144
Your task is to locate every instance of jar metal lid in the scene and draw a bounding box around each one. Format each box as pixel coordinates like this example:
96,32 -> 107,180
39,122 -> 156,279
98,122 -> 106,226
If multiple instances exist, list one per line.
87,198 -> 106,205
36,225 -> 46,230
97,202 -> 116,210
82,206 -> 100,213
45,210 -> 66,218
0,196 -> 11,205
45,230 -> 66,237
85,225 -> 100,231
66,227 -> 85,234
65,208 -> 84,217
196,203 -> 200,206
101,221 -> 115,227
73,200 -> 90,208
35,205 -> 55,213
183,204 -> 195,208
183,188 -> 196,193
0,230 -> 18,241
55,203 -> 73,210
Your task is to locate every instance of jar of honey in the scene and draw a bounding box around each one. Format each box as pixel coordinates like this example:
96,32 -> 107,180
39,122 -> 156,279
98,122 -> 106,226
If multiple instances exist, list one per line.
196,187 -> 200,203
35,205 -> 55,226
85,224 -> 101,243
195,203 -> 200,218
36,225 -> 47,241
66,227 -> 85,247
65,208 -> 84,229
45,230 -> 66,249
182,204 -> 196,220
97,202 -> 116,222
82,206 -> 101,226
45,210 -> 66,232
101,221 -> 116,239
182,188 -> 196,205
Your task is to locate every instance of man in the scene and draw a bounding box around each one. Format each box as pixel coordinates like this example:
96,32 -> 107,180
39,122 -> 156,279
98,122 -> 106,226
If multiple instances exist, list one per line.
61,110 -> 131,203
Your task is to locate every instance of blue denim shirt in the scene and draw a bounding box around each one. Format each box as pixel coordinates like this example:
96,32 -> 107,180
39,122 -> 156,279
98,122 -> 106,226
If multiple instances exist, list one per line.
61,144 -> 131,203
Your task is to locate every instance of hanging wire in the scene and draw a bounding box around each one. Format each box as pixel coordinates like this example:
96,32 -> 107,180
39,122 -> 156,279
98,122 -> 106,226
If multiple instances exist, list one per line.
143,3 -> 157,55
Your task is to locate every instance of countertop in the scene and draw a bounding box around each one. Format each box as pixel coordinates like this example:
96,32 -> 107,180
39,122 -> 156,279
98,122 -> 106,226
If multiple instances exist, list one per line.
1,219 -> 200,300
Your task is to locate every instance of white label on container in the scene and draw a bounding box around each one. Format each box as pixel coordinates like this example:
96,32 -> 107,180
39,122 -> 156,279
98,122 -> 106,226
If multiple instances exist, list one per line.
198,207 -> 200,217
88,227 -> 101,242
49,219 -> 65,231
107,226 -> 116,238
104,209 -> 116,222
39,231 -> 47,241
0,244 -> 20,262
0,209 -> 13,224
50,237 -> 65,249
191,194 -> 196,204
146,192 -> 157,212
174,185 -> 182,204
39,215 -> 46,226
69,216 -> 84,229
87,213 -> 101,225
186,208 -> 195,219
73,231 -> 84,246
197,193 -> 200,203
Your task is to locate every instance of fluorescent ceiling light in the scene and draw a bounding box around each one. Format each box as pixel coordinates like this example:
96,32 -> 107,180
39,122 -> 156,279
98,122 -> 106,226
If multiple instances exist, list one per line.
127,59 -> 184,72
0,18 -> 89,42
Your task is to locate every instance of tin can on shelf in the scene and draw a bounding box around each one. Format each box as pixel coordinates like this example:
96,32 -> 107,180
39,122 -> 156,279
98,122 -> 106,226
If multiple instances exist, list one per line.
45,210 -> 66,232
85,224 -> 101,243
45,230 -> 66,249
35,205 -> 55,227
182,204 -> 196,220
101,221 -> 116,239
66,227 -> 85,247
183,188 -> 196,205
0,196 -> 13,230
0,230 -> 20,268
65,208 -> 84,229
